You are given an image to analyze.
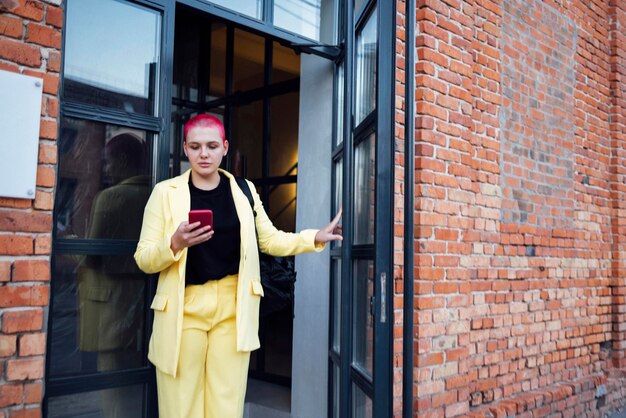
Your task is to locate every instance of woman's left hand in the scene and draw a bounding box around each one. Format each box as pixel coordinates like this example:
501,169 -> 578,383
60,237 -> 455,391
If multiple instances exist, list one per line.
315,209 -> 343,244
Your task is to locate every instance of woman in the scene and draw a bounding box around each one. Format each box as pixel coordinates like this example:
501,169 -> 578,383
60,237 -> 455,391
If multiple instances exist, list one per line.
134,114 -> 342,418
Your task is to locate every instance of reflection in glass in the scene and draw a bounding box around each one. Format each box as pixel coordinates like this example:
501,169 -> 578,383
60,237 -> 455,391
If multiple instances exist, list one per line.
232,101 -> 263,178
272,41 -> 300,84
354,133 -> 375,244
274,0 -> 337,43
331,258 -> 342,351
173,14 -> 201,102
233,29 -> 265,92
47,384 -> 145,418
209,0 -> 262,19
355,8 -> 377,125
353,259 -> 374,376
353,384 -> 373,418
335,63 -> 345,147
209,24 -> 227,100
64,0 -> 160,114
333,159 -> 343,249
49,254 -> 147,378
55,118 -> 152,240
268,183 -> 297,232
270,92 -> 299,177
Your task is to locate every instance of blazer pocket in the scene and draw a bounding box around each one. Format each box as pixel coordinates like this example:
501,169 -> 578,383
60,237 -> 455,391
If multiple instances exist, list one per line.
150,294 -> 168,311
251,281 -> 264,297
84,286 -> 112,302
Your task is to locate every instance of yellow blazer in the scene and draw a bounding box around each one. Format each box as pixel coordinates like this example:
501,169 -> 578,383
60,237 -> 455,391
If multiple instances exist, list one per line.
134,169 -> 323,377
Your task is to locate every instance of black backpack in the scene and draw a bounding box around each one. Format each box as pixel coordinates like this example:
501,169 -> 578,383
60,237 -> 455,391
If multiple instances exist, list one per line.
235,177 -> 297,318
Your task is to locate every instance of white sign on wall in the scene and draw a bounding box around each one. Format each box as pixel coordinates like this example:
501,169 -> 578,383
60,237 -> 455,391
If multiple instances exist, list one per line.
0,70 -> 44,199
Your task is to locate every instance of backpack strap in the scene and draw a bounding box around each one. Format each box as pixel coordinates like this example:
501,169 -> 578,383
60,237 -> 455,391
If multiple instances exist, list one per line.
235,177 -> 257,217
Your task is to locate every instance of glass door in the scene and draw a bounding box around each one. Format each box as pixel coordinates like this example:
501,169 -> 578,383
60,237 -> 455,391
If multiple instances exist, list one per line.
329,0 -> 394,416
45,1 -> 163,417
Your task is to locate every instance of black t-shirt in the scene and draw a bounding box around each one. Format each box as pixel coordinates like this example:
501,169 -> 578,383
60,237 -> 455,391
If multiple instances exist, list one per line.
185,173 -> 241,285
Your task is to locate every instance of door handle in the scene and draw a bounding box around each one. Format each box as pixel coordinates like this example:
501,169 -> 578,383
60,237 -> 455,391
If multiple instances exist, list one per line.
380,272 -> 386,323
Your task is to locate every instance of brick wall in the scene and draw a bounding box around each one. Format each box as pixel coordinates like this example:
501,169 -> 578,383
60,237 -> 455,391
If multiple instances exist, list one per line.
400,0 -> 626,417
394,0 -> 408,415
0,0 -> 60,416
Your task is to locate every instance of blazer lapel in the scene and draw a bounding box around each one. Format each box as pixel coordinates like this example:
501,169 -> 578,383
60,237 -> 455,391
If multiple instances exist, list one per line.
168,169 -> 191,234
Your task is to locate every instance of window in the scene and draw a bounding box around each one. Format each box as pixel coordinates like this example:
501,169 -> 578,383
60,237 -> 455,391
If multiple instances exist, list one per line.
46,1 -> 162,416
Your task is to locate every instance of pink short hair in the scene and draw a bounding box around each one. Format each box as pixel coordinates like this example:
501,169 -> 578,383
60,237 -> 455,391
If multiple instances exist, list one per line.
183,114 -> 226,143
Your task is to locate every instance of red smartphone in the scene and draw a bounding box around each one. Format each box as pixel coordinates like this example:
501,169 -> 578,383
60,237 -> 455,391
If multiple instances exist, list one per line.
189,210 -> 213,230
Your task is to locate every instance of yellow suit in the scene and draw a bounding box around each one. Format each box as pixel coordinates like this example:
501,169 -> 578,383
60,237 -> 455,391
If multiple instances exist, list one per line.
134,168 -> 322,378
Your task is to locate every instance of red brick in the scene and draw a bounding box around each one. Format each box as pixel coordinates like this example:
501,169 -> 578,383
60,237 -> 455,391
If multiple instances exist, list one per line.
9,408 -> 41,418
45,97 -> 59,117
33,235 -> 50,255
35,166 -> 55,188
18,332 -> 46,356
0,384 -> 22,408
6,357 -> 44,381
23,383 -> 42,403
13,0 -> 44,21
0,211 -> 51,234
45,5 -> 63,28
0,14 -> 23,38
0,37 -> 40,67
0,235 -> 33,256
1,309 -> 43,333
33,190 -> 53,210
12,260 -> 49,282
0,61 -> 20,73
46,50 -> 60,72
0,286 -> 48,308
0,335 -> 17,357
0,199 -> 31,209
38,119 -> 58,140
37,143 -> 56,164
25,21 -> 61,48
0,262 -> 11,282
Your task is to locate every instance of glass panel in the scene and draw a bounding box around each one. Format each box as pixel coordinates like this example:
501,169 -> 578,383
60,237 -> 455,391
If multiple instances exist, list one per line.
47,384 -> 146,418
172,14 -> 201,102
209,0 -> 263,19
331,258 -> 342,351
355,8 -> 377,125
332,363 -> 341,418
352,259 -> 374,376
64,0 -> 160,115
232,101 -> 264,179
355,0 -> 367,15
268,183 -> 297,232
233,29 -> 265,92
335,63 -> 345,147
333,159 -> 343,249
49,254 -> 148,378
270,92 -> 299,177
209,24 -> 227,100
353,384 -> 373,418
272,41 -> 300,84
274,0 -> 337,43
55,118 -> 152,240
354,133 -> 375,244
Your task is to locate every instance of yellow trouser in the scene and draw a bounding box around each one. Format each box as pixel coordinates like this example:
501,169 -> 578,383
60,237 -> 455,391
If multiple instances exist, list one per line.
156,275 -> 250,418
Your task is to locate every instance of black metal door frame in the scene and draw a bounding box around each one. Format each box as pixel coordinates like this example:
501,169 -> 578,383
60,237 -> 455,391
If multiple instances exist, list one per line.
330,0 -> 395,417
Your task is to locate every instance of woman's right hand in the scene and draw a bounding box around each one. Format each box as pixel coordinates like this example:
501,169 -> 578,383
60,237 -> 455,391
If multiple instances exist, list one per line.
170,221 -> 213,254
